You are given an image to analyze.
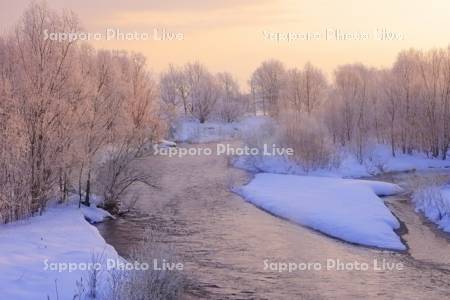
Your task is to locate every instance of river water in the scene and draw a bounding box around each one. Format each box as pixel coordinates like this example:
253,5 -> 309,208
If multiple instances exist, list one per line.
96,144 -> 450,299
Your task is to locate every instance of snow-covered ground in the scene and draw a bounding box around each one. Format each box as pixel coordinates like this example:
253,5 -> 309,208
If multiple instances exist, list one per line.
413,185 -> 450,232
0,202 -> 120,299
172,116 -> 272,143
237,173 -> 406,250
340,145 -> 450,177
234,144 -> 450,178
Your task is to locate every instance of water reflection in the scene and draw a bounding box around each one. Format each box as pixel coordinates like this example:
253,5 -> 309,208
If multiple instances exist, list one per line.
97,148 -> 450,299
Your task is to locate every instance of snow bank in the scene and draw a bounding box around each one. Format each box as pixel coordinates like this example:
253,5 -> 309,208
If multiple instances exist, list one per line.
81,204 -> 114,224
158,139 -> 177,148
46,194 -> 114,224
234,143 -> 450,178
413,185 -> 450,232
172,116 -> 272,143
340,144 -> 450,177
0,206 -> 121,299
237,173 -> 405,250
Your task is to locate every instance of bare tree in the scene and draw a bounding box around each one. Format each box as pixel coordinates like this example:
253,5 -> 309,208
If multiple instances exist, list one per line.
96,52 -> 161,213
0,2 -> 163,221
185,62 -> 219,123
215,72 -> 245,122
302,62 -> 328,115
12,2 -> 80,213
380,70 -> 400,156
250,59 -> 285,117
332,64 -> 374,162
392,49 -> 421,154
160,64 -> 189,121
76,49 -> 123,206
282,63 -> 328,118
283,68 -> 303,116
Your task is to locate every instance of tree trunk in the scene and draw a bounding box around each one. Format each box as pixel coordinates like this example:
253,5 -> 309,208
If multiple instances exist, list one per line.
84,170 -> 91,207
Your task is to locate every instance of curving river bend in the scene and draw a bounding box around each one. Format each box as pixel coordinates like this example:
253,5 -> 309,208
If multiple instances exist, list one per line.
97,143 -> 450,299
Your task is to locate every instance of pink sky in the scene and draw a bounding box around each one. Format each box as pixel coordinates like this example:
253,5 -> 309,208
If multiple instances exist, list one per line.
1,0 -> 450,87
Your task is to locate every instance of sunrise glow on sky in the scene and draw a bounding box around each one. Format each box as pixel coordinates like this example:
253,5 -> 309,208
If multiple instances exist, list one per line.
1,0 -> 450,86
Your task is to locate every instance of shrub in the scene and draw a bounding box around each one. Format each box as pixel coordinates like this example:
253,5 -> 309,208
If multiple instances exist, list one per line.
277,112 -> 340,172
412,175 -> 450,223
106,229 -> 186,300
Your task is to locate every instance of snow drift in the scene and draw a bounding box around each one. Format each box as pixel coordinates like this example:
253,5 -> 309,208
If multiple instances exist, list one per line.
237,173 -> 405,250
0,206 -> 121,299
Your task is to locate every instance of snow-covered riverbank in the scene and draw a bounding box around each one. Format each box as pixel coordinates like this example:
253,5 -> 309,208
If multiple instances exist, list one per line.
0,203 -> 120,299
234,143 -> 450,178
413,184 -> 450,233
237,173 -> 406,250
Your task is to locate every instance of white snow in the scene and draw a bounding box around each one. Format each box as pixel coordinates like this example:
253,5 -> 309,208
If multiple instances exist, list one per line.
234,144 -> 450,178
158,139 -> 177,148
413,185 -> 450,232
46,194 -> 115,224
0,205 -> 121,299
81,204 -> 114,224
237,173 -> 406,250
339,145 -> 450,177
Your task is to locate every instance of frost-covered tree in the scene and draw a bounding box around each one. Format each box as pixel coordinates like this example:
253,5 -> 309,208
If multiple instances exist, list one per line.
282,62 -> 328,117
215,72 -> 245,122
250,59 -> 285,117
160,64 -> 190,119
11,1 -> 80,213
185,62 -> 219,123
0,1 -> 163,221
302,62 -> 328,115
160,62 -> 221,123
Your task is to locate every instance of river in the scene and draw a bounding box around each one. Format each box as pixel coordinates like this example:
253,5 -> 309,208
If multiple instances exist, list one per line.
96,143 -> 450,299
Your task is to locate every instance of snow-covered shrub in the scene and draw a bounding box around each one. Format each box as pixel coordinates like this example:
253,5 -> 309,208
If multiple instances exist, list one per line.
412,175 -> 450,232
106,229 -> 185,300
277,113 -> 340,172
171,118 -> 200,142
229,119 -> 276,172
240,117 -> 278,150
95,142 -> 155,214
215,96 -> 246,123
235,114 -> 339,174
96,158 -> 142,214
363,145 -> 389,175
70,229 -> 185,300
